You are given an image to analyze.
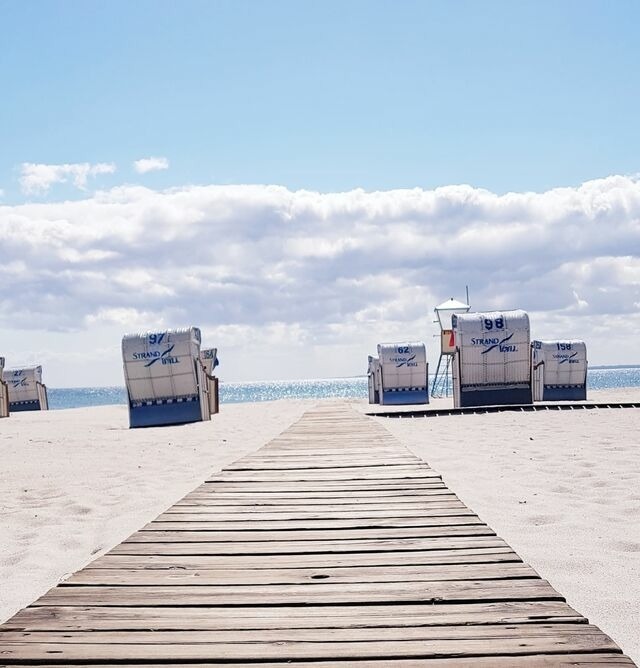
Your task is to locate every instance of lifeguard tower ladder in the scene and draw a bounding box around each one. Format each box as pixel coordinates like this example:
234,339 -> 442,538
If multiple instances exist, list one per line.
431,297 -> 470,398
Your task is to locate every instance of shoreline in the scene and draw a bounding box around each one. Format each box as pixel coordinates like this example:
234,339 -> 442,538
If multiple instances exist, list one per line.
33,379 -> 640,412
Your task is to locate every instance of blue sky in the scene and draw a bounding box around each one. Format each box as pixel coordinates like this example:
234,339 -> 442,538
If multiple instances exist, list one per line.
1,1 -> 640,386
2,1 -> 639,201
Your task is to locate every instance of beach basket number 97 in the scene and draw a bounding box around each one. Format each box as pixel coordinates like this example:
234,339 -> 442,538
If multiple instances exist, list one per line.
484,318 -> 504,331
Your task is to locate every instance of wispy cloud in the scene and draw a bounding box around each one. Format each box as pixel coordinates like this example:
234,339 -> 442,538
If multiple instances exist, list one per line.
19,162 -> 116,195
1,176 -> 640,372
133,156 -> 169,174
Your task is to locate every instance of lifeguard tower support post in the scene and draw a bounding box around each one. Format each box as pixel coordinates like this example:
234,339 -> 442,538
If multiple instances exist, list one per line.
431,297 -> 471,397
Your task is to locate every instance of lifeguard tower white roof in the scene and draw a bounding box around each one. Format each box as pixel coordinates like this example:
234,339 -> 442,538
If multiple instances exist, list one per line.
435,298 -> 471,329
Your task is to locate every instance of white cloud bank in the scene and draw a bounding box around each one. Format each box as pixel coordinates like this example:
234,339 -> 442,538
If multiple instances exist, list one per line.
19,162 -> 116,195
1,175 -> 639,383
133,156 -> 169,174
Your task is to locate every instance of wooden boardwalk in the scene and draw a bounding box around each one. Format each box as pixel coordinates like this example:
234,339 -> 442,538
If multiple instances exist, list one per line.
0,404 -> 634,666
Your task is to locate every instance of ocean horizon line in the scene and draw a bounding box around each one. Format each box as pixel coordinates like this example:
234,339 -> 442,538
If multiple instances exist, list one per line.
42,364 -> 640,392
33,366 -> 640,411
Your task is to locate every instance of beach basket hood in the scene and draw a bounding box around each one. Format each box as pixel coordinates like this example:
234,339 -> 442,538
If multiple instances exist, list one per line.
532,339 -> 588,401
2,365 -> 48,411
452,309 -> 532,407
375,341 -> 429,405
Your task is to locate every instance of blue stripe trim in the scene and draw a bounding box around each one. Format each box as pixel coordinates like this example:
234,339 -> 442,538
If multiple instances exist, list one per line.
386,386 -> 428,392
131,395 -> 199,408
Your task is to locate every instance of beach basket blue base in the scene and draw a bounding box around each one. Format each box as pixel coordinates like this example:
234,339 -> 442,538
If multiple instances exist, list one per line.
459,386 -> 533,407
9,400 -> 42,412
380,389 -> 429,405
541,385 -> 587,401
128,399 -> 203,428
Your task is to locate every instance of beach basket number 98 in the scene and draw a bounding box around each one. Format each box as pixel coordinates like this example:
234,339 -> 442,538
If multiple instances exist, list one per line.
484,318 -> 504,331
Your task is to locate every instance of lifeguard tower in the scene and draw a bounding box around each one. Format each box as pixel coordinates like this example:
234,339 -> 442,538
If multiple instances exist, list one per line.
431,297 -> 471,397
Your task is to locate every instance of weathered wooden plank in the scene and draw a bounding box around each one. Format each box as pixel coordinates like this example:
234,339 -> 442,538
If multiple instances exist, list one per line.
178,486 -> 452,506
3,600 -> 585,632
88,546 -> 520,570
174,500 -> 459,511
157,508 -> 473,522
124,525 -> 493,543
171,503 -> 460,512
0,624 -> 620,661
226,459 -> 424,470
242,452 -> 417,460
177,488 -> 456,499
63,561 -> 539,586
146,515 -> 480,529
133,522 -> 489,539
109,535 -> 510,555
170,505 -> 462,515
34,579 -> 563,606
2,657 -> 632,668
208,470 -> 442,483
176,495 -> 457,507
228,452 -> 422,459
0,623 -> 612,644
185,488 -> 451,498
199,480 -> 445,490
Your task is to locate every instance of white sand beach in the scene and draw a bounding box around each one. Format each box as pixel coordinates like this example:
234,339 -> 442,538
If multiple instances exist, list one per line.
0,399 -> 314,624
1,391 -> 639,662
370,388 -> 640,663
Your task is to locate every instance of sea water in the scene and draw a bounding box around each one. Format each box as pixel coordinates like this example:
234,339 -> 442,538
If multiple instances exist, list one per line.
44,367 -> 640,410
